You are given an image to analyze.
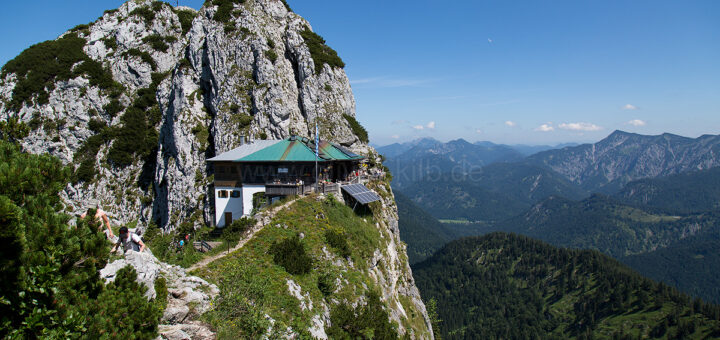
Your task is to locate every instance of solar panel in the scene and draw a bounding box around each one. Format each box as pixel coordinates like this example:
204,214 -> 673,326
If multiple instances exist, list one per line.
341,184 -> 381,204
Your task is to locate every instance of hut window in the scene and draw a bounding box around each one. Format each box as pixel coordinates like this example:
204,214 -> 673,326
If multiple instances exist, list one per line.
230,166 -> 237,174
218,166 -> 225,174
231,190 -> 241,198
218,190 -> 228,198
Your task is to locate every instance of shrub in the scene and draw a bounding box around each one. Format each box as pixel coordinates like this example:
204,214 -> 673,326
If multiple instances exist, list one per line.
191,124 -> 209,150
0,117 -> 29,144
154,276 -> 168,312
101,36 -> 117,50
142,34 -> 170,52
265,49 -> 278,63
86,266 -> 162,338
71,23 -> 91,34
259,131 -> 268,140
129,6 -> 156,24
122,48 -> 157,70
107,72 -> 167,168
103,98 -> 124,117
2,33 -> 120,111
318,272 -> 335,296
212,0 -> 245,23
270,235 -> 312,275
327,291 -> 398,339
175,9 -> 196,35
325,228 -> 351,258
223,217 -> 255,244
343,114 -> 369,143
299,28 -> 345,73
280,0 -> 292,12
151,1 -> 165,12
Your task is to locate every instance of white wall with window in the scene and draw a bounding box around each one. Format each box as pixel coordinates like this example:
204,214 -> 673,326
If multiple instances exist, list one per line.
214,186 -> 243,227
214,185 -> 267,227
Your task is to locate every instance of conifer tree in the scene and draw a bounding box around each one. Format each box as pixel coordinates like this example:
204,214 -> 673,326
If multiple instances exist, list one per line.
0,140 -> 160,337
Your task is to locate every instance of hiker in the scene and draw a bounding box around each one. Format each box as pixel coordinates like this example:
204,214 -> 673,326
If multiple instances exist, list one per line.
111,227 -> 146,254
80,201 -> 115,240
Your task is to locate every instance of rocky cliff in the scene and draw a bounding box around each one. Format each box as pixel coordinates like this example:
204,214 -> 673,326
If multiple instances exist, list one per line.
1,0 -> 432,337
0,0 -> 363,230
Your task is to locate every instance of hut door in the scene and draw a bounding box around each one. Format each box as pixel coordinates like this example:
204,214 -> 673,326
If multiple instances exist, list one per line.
225,212 -> 233,226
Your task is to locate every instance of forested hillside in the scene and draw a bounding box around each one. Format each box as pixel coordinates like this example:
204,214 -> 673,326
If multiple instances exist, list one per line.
399,162 -> 587,222
496,194 -> 720,258
622,236 -> 720,304
413,233 -> 720,339
395,191 -> 449,264
614,167 -> 720,214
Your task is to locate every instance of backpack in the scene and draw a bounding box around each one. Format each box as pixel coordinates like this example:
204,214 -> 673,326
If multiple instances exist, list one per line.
121,233 -> 141,252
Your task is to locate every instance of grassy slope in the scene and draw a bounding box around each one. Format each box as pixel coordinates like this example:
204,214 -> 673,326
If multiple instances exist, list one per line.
192,194 -> 428,337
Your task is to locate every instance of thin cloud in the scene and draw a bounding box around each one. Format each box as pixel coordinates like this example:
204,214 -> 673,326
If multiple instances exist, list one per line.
391,134 -> 400,139
476,129 -> 483,134
558,122 -> 602,131
622,104 -> 638,110
505,121 -> 517,127
426,121 -> 436,129
535,123 -> 554,132
412,125 -> 424,130
350,76 -> 434,88
627,119 -> 646,126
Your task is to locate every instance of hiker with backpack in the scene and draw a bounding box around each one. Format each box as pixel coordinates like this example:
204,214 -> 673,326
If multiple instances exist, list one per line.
111,227 -> 146,254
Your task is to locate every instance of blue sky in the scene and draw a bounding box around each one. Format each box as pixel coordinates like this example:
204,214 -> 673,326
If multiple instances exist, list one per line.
1,0 -> 718,146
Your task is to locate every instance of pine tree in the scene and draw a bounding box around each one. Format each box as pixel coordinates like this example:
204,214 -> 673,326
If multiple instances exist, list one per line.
0,140 -> 160,337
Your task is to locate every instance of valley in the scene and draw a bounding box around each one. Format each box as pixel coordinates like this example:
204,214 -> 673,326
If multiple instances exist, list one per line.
387,131 -> 720,307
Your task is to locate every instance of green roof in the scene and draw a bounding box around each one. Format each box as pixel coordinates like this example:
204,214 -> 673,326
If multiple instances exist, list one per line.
229,137 -> 364,162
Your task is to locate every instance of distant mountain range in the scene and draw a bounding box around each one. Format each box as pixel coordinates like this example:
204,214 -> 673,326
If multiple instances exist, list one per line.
377,138 -> 576,158
526,130 -> 720,193
378,138 -> 524,187
390,130 -> 720,221
392,130 -> 720,304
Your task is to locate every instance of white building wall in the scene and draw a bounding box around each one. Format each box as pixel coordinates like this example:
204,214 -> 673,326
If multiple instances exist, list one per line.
242,185 -> 266,216
214,186 -> 244,228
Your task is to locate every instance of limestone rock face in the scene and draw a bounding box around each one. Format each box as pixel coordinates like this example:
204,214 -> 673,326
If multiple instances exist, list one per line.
1,0 -> 432,337
0,0 -> 360,230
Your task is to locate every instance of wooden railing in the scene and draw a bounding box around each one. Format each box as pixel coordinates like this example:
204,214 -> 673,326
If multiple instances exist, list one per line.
265,183 -> 304,196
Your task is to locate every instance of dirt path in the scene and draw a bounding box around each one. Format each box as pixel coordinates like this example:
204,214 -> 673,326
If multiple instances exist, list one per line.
188,199 -> 296,272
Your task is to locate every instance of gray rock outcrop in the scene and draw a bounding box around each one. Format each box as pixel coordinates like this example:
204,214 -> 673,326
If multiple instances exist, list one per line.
100,250 -> 219,340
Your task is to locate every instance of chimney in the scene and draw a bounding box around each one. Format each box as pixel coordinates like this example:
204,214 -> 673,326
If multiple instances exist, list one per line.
240,135 -> 246,145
